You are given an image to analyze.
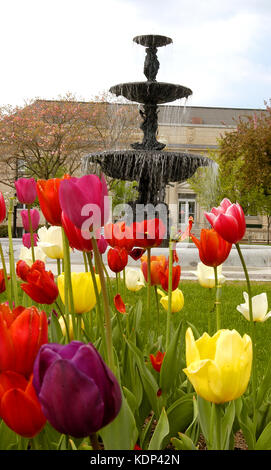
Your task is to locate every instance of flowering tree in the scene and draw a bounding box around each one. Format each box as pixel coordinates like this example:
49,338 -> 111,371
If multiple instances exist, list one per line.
0,93 -> 139,190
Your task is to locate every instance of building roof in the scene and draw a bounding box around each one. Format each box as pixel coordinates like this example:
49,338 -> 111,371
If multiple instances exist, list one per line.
158,104 -> 266,127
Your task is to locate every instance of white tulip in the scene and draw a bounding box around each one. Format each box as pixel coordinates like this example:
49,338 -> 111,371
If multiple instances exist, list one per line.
37,226 -> 64,259
190,262 -> 226,288
125,268 -> 145,292
237,292 -> 271,322
19,246 -> 47,267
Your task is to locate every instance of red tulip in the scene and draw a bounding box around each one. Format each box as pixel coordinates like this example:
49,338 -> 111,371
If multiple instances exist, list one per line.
204,198 -> 246,244
104,222 -> 134,252
149,351 -> 165,372
61,212 -> 93,252
114,294 -> 126,314
132,218 -> 166,248
0,304 -> 48,378
129,247 -> 146,260
0,192 -> 6,224
37,175 -> 71,226
16,259 -> 31,281
140,255 -> 167,286
190,228 -> 232,267
0,372 -> 46,437
159,264 -> 181,292
15,178 -> 37,205
0,269 -> 9,294
20,260 -> 59,305
107,247 -> 128,273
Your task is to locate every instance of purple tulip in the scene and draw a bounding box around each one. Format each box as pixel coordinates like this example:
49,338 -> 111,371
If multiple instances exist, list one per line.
33,341 -> 122,438
15,178 -> 37,204
21,208 -> 40,232
59,174 -> 109,231
22,232 -> 38,248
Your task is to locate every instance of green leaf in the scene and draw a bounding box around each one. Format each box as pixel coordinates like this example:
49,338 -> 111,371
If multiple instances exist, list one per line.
255,421 -> 271,450
0,419 -> 18,450
197,395 -> 212,445
256,356 -> 271,408
171,433 -> 197,450
162,394 -> 194,447
123,386 -> 138,415
100,394 -> 138,450
221,401 -> 236,449
159,320 -> 183,394
140,413 -> 155,450
148,408 -> 169,450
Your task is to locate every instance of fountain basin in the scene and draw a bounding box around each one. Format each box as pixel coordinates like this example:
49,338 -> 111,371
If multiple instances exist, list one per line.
110,81 -> 192,104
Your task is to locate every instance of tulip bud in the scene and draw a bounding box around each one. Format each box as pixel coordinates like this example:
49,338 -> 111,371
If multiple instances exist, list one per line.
15,178 -> 37,205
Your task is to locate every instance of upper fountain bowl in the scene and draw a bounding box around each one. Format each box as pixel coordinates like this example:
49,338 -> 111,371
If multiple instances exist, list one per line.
109,81 -> 192,105
133,35 -> 173,48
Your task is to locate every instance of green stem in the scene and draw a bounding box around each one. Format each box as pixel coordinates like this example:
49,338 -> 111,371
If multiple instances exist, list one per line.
55,300 -> 70,343
61,227 -> 76,339
235,242 -> 257,430
0,242 -> 11,308
8,198 -> 18,306
57,258 -> 61,276
165,240 -> 173,350
92,236 -> 115,372
146,247 -> 151,332
89,432 -> 100,450
116,273 -> 119,293
82,251 -> 88,272
86,251 -> 107,362
213,266 -> 221,330
27,204 -> 35,264
154,285 -> 160,337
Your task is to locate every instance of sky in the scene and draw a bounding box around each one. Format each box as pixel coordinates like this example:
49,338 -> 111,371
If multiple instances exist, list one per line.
1,0 -> 271,109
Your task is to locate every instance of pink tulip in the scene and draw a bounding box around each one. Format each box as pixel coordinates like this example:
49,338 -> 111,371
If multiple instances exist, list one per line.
22,233 -> 38,248
21,209 -> 40,232
97,235 -> 108,254
204,198 -> 246,244
0,192 -> 6,224
15,178 -> 37,205
59,174 -> 109,231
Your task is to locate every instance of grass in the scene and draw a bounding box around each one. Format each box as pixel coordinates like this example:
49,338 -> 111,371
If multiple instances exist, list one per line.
2,277 -> 271,383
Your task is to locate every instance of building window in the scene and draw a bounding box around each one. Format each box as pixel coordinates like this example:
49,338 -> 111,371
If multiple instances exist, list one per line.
178,194 -> 196,225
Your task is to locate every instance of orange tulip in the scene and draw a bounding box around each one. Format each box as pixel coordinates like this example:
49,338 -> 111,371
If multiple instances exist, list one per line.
190,228 -> 232,267
37,175 -> 70,226
140,255 -> 167,286
0,372 -> 46,437
0,304 -> 48,378
149,351 -> 165,372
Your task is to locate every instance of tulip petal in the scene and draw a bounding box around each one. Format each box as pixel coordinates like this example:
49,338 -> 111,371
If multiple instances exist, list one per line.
38,359 -> 105,437
114,294 -> 126,314
183,359 -> 223,403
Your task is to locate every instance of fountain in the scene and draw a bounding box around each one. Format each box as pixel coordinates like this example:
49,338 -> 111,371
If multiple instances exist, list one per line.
84,34 -> 211,236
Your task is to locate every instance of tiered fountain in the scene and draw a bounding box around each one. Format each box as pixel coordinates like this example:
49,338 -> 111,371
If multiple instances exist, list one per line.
84,34 -> 211,236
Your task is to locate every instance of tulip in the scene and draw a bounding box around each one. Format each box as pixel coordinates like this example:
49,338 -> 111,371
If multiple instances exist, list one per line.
149,351 -> 165,372
37,175 -> 70,226
205,198 -> 246,244
107,247 -> 128,273
125,268 -> 145,292
0,269 -> 8,294
132,218 -> 166,248
33,341 -> 122,438
0,372 -> 46,438
59,174 -> 109,230
157,288 -> 184,313
37,226 -> 64,259
19,245 -> 47,266
129,247 -> 146,261
61,212 -> 93,252
237,292 -> 271,322
20,208 -> 40,232
16,259 -> 31,281
15,178 -> 37,205
104,222 -> 134,252
97,234 -> 108,254
0,304 -> 48,377
22,233 -> 38,249
20,261 -> 59,305
141,255 -> 167,286
114,294 -> 126,314
159,264 -> 181,292
58,272 -> 101,314
190,228 -> 232,267
183,327 -> 252,404
0,192 -> 6,223
190,262 -> 226,289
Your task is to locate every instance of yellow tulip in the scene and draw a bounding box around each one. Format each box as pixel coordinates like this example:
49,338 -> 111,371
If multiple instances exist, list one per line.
183,327 -> 252,404
157,288 -> 184,313
57,272 -> 101,314
59,315 -> 84,340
